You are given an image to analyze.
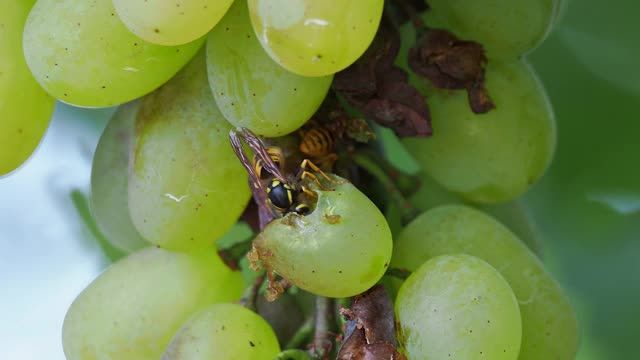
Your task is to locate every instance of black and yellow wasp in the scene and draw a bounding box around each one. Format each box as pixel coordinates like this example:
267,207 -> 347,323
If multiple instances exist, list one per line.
229,127 -> 345,229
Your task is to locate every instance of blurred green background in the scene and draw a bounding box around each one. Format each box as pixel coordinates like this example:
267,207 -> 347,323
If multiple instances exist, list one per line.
0,0 -> 638,359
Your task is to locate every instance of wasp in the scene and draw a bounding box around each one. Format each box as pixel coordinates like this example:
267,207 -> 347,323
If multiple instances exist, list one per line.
229,128 -> 346,229
297,118 -> 347,172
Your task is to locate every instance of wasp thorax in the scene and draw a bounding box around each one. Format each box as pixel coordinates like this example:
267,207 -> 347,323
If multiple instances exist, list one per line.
266,180 -> 295,211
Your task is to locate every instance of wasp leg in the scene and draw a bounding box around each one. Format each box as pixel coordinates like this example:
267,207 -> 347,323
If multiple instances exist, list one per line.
300,159 -> 349,185
300,185 -> 318,199
301,170 -> 333,191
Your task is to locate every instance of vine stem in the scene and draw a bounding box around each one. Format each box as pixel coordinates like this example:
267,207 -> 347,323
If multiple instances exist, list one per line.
352,151 -> 421,225
308,296 -> 336,360
285,316 -> 314,350
238,271 -> 265,312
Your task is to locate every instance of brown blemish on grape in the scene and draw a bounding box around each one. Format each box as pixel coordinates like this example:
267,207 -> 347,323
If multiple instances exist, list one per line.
323,214 -> 341,224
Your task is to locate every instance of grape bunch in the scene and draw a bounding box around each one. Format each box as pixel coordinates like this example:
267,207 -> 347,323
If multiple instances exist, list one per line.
2,0 -> 578,359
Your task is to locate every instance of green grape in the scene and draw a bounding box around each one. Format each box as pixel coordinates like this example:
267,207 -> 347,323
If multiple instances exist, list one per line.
396,254 -> 522,360
426,0 -> 558,60
391,205 -> 578,360
0,0 -> 54,176
62,246 -> 243,360
247,0 -> 384,77
253,176 -> 392,298
481,201 -> 543,257
129,50 -> 250,252
403,60 -> 556,204
113,0 -> 233,46
90,101 -> 148,253
551,0 -> 568,26
409,172 -> 543,255
207,0 -> 332,137
22,0 -> 204,108
162,303 -> 281,360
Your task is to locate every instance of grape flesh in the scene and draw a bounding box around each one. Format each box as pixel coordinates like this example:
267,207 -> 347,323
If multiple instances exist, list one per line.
128,50 -> 251,251
426,0 -> 559,60
396,254 -> 522,360
162,303 -> 281,360
62,246 -> 243,360
113,0 -> 233,46
207,0 -> 332,137
403,60 -> 556,204
0,0 -> 54,176
247,0 -> 384,76
90,101 -> 148,253
392,205 -> 578,360
253,176 -> 392,298
22,0 -> 204,107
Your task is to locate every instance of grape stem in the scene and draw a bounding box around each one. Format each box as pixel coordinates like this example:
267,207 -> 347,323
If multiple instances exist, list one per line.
390,0 -> 426,29
308,296 -> 336,360
238,271 -> 266,312
217,238 -> 254,271
274,349 -> 315,360
70,190 -> 125,262
285,316 -> 314,350
352,151 -> 421,225
385,267 -> 412,280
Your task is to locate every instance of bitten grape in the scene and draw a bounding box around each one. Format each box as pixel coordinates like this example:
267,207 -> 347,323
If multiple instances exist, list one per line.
253,176 -> 392,298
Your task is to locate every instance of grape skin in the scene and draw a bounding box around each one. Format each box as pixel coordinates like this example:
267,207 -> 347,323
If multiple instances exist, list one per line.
23,0 -> 203,107
90,101 -> 148,253
0,0 -> 54,176
403,60 -> 557,204
162,303 -> 281,360
426,0 -> 559,60
247,0 -> 384,77
128,50 -> 251,252
392,205 -> 578,360
253,176 -> 392,298
113,0 -> 234,46
396,254 -> 522,360
207,0 -> 332,137
62,246 -> 243,360
408,171 -> 544,256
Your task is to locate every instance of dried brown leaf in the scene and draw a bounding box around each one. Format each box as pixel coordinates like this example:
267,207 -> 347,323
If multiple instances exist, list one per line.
408,28 -> 495,113
337,286 -> 404,360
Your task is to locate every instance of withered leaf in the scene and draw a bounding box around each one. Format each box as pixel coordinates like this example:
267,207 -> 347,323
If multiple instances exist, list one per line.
337,285 -> 405,360
408,28 -> 495,113
334,16 -> 431,138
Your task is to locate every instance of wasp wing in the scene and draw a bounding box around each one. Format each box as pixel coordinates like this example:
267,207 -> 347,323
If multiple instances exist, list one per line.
238,127 -> 288,184
229,129 -> 276,229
